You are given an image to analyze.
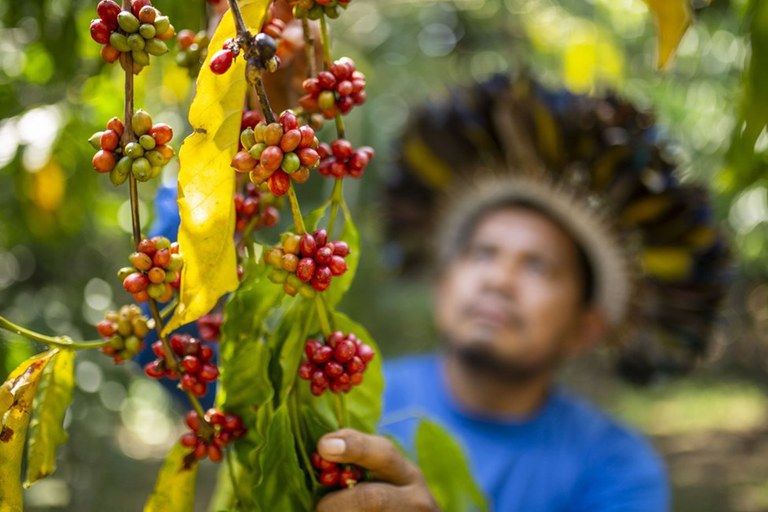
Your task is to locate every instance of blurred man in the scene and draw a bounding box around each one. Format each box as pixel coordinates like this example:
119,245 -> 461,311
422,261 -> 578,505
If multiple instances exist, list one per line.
315,179 -> 666,511
314,75 -> 728,511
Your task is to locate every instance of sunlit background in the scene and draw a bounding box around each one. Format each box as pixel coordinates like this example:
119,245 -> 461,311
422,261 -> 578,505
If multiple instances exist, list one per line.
2,0 -> 768,510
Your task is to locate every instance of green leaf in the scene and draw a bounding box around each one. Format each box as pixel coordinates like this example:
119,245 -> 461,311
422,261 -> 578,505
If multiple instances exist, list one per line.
24,349 -> 75,487
0,351 -> 55,511
276,300 -> 318,404
324,203 -> 360,308
303,199 -> 331,232
218,258 -> 282,411
144,442 -> 199,512
251,405 -> 313,510
415,420 -> 487,512
164,0 -> 271,335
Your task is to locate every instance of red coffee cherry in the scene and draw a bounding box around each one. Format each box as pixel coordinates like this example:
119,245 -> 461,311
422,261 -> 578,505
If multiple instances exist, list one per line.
209,48 -> 234,74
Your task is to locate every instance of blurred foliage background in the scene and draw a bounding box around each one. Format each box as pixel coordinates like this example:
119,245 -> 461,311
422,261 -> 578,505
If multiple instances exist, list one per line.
2,0 -> 768,510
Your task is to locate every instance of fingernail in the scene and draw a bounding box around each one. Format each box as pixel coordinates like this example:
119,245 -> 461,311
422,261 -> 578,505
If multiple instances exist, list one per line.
320,438 -> 346,455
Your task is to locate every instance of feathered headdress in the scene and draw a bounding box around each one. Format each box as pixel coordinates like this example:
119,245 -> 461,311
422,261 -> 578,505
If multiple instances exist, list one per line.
385,74 -> 731,384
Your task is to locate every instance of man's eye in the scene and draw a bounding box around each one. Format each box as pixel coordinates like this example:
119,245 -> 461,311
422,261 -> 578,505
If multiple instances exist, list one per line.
525,257 -> 552,275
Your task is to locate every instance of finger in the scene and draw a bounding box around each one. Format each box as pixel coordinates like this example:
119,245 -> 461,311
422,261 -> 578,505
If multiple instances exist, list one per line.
315,482 -> 408,512
317,429 -> 419,486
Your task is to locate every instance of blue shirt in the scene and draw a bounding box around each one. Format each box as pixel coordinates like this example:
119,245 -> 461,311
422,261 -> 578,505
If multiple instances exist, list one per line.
381,353 -> 669,512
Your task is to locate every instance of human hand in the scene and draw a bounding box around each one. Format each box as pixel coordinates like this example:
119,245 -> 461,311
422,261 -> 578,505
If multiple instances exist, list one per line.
315,428 -> 440,512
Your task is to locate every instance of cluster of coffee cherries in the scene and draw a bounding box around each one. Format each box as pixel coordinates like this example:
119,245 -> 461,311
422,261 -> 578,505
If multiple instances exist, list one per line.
232,110 -> 320,196
180,409 -> 245,463
210,32 -> 280,75
90,0 -> 174,74
144,334 -> 218,397
89,110 -> 174,185
235,182 -> 282,234
317,139 -> 374,179
300,57 -> 366,120
175,29 -> 210,77
265,229 -> 350,295
96,305 -> 152,363
312,452 -> 364,489
119,236 -> 182,303
293,0 -> 351,21
197,313 -> 223,343
299,331 -> 374,396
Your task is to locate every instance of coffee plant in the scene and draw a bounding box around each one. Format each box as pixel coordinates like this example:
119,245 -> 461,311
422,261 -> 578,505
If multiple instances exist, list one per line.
0,0 -> 484,510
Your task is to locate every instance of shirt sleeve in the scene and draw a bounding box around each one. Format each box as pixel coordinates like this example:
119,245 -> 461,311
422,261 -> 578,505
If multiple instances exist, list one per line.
570,426 -> 670,512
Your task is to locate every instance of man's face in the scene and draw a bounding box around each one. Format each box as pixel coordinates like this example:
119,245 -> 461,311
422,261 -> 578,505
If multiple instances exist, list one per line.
435,206 -> 595,379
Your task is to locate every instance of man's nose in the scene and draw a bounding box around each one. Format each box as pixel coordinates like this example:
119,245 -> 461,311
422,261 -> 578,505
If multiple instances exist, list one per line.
478,255 -> 520,298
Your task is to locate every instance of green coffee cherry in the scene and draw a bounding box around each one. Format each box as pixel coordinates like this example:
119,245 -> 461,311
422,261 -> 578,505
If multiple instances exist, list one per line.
109,32 -> 130,52
132,110 -> 153,136
131,157 -> 152,181
268,268 -> 288,284
240,128 -> 256,150
139,24 -> 156,39
146,150 -> 165,167
118,12 -> 140,33
299,285 -> 316,299
109,336 -> 124,350
167,254 -> 184,271
145,38 -> 168,56
115,155 -> 133,176
149,166 -> 162,179
164,269 -> 179,283
147,283 -> 165,300
153,16 -> 170,35
110,166 -> 129,186
249,143 -> 267,160
324,5 -> 341,19
139,134 -> 156,150
88,131 -> 104,149
132,49 -> 150,67
117,267 -> 137,280
124,336 -> 142,354
124,142 -> 144,158
127,33 -> 144,52
286,273 -> 303,289
281,152 -> 301,173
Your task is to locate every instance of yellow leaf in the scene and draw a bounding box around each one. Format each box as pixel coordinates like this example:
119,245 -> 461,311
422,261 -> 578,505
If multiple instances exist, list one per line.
642,0 -> 693,69
0,351 -> 56,512
164,0 -> 271,335
24,349 -> 75,487
144,442 -> 199,512
641,247 -> 692,281
31,160 -> 65,212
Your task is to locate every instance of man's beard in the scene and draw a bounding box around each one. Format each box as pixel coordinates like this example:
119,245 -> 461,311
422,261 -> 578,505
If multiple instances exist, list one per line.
441,334 -> 564,386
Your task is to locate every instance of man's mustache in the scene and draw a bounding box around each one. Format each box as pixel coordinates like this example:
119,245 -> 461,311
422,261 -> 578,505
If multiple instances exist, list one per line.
460,297 -> 527,331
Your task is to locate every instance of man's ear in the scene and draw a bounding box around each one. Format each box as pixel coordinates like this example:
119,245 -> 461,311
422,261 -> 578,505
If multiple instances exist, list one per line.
568,308 -> 607,356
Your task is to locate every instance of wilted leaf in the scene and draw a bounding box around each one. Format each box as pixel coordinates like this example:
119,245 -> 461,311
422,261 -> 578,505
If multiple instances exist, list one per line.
0,351 -> 55,511
164,0 -> 271,335
24,349 -> 75,487
642,0 -> 693,69
415,420 -> 487,512
144,442 -> 199,512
